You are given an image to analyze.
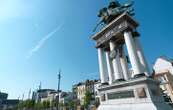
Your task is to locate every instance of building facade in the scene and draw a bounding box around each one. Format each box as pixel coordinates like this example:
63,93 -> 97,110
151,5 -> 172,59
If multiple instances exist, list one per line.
59,92 -> 75,105
0,92 -> 19,109
32,89 -> 58,103
73,80 -> 101,105
153,57 -> 173,104
32,88 -> 75,108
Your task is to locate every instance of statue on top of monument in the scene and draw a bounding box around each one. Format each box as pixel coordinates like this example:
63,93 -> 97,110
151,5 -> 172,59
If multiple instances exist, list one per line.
93,0 -> 135,32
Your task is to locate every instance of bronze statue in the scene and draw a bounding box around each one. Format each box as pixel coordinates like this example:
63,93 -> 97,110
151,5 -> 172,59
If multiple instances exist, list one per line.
93,0 -> 135,32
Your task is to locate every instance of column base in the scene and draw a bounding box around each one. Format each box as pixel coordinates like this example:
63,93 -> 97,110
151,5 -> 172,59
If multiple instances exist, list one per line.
113,79 -> 125,83
101,82 -> 109,86
134,73 -> 146,78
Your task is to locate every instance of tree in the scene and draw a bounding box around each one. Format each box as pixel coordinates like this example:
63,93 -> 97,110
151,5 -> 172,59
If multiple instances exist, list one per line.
17,100 -> 35,110
51,100 -> 56,108
83,91 -> 92,109
35,101 -> 43,110
68,100 -> 75,110
26,100 -> 35,109
17,101 -> 24,109
42,100 -> 50,110
59,102 -> 64,110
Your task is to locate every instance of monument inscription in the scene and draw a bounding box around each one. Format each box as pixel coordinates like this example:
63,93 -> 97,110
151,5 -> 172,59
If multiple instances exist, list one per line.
107,90 -> 134,100
93,15 -> 138,48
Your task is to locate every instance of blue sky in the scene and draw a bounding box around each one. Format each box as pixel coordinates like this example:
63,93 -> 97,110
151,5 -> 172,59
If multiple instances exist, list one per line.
0,0 -> 173,99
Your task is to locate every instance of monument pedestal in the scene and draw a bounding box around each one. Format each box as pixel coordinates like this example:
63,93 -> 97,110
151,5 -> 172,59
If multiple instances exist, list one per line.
98,77 -> 172,110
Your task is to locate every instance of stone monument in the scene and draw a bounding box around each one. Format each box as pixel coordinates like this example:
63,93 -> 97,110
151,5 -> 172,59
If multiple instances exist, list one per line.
91,0 -> 173,110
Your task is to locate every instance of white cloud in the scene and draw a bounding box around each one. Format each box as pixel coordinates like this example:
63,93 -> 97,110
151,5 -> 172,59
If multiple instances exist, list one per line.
26,24 -> 63,59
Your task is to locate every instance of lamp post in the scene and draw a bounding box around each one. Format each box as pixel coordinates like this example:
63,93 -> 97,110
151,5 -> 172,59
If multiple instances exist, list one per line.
57,70 -> 61,110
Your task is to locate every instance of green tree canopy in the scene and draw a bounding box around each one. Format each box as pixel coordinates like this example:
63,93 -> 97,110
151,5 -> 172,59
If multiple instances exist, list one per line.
83,91 -> 92,109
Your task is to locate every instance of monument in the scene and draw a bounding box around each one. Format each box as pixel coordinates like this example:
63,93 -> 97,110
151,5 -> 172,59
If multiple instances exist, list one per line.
91,0 -> 173,110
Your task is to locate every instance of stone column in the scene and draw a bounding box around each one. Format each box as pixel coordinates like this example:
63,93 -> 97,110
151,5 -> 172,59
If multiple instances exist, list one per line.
119,46 -> 129,80
109,41 -> 124,81
105,51 -> 114,84
134,37 -> 150,76
124,31 -> 144,77
98,48 -> 107,84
